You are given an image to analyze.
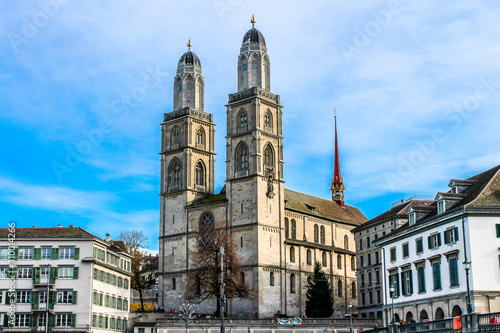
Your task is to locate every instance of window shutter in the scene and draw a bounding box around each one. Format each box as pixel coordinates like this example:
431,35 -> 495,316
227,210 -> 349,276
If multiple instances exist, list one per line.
396,273 -> 400,297
31,291 -> 39,310
74,248 -> 80,260
72,291 -> 77,304
444,231 -> 449,244
73,267 -> 79,279
49,291 -> 56,309
51,248 -> 59,260
34,248 -> 41,260
33,267 -> 41,284
11,266 -> 17,279
496,224 -> 500,238
48,313 -> 55,329
409,270 -> 413,295
71,314 -> 76,327
454,227 -> 459,241
14,248 -> 19,260
437,233 -> 442,246
3,313 -> 9,327
428,236 -> 432,249
7,313 -> 14,328
30,314 -> 37,330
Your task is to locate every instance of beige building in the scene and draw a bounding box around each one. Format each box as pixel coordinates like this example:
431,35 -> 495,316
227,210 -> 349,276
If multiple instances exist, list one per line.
0,226 -> 132,332
158,19 -> 367,318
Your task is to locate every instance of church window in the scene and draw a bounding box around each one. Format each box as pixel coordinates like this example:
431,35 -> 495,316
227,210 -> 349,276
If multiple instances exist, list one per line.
173,215 -> 175,224
320,226 -> 325,244
168,159 -> 182,189
337,254 -> 342,269
242,64 -> 247,71
236,143 -> 249,171
240,237 -> 243,248
290,246 -> 295,263
270,236 -> 272,248
241,272 -> 245,284
241,203 -> 243,214
290,274 -> 296,293
178,84 -> 182,92
306,249 -> 312,265
263,145 -> 273,167
172,127 -> 180,145
195,162 -> 205,186
264,110 -> 272,128
285,218 -> 289,238
352,282 -> 356,298
269,203 -> 272,214
171,247 -> 174,255
239,110 -> 247,128
270,272 -> 274,286
314,224 -> 319,243
322,251 -> 328,267
290,219 -> 296,239
200,213 -> 214,248
344,235 -> 349,250
252,60 -> 258,70
351,256 -> 355,270
196,127 -> 205,145
338,280 -> 343,297
172,278 -> 176,290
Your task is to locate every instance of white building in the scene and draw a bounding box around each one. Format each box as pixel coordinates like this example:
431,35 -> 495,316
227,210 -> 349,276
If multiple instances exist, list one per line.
374,165 -> 500,323
0,226 -> 132,333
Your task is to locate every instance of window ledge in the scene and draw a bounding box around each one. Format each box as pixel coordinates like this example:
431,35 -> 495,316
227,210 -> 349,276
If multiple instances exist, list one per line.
433,288 -> 442,292
418,291 -> 426,295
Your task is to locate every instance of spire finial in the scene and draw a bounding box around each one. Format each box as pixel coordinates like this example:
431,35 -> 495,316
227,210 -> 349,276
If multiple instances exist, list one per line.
251,14 -> 256,28
331,108 -> 345,207
334,108 -> 336,119
187,38 -> 192,51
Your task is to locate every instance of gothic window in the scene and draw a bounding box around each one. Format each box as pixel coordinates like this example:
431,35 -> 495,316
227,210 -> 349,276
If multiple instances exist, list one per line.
171,126 -> 180,145
285,218 -> 289,238
196,127 -> 205,145
252,60 -> 258,70
344,235 -> 349,250
168,159 -> 182,188
241,272 -> 245,284
352,282 -> 357,298
264,110 -> 272,128
200,213 -> 214,248
306,249 -> 312,265
337,254 -> 342,269
322,251 -> 327,267
270,272 -> 274,286
290,246 -> 295,263
238,109 -> 247,128
338,280 -> 343,297
351,256 -> 356,270
195,162 -> 205,186
290,274 -> 296,293
290,219 -> 296,239
263,145 -> 274,167
172,278 -> 176,290
320,226 -> 325,244
314,224 -> 319,243
236,143 -> 249,171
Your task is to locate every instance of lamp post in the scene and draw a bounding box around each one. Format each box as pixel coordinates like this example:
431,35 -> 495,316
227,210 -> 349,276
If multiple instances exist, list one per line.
389,283 -> 395,325
348,301 -> 353,333
463,260 -> 472,314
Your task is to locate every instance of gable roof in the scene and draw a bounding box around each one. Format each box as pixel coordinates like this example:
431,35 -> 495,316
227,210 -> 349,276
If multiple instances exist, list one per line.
284,189 -> 367,225
0,226 -> 96,239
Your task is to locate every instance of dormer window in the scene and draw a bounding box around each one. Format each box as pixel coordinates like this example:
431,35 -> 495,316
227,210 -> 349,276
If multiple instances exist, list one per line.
437,200 -> 445,214
409,212 -> 416,226
451,187 -> 457,194
305,204 -> 316,212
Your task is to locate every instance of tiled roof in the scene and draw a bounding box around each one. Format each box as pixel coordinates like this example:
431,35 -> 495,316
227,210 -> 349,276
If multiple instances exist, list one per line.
284,189 -> 367,225
0,226 -> 96,239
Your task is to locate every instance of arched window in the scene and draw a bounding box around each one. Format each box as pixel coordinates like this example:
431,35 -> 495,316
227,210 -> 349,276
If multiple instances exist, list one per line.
196,127 -> 205,145
337,254 -> 342,269
270,272 -> 274,286
195,162 -> 205,186
344,235 -> 349,250
351,256 -> 356,270
171,126 -> 180,145
338,280 -> 343,297
322,252 -> 328,267
290,246 -> 295,263
236,143 -> 249,171
264,110 -> 272,129
290,219 -> 296,239
314,224 -> 319,243
200,213 -> 214,248
172,278 -> 176,290
263,144 -> 274,167
320,226 -> 325,244
352,282 -> 356,298
238,109 -> 247,128
241,272 -> 245,284
290,274 -> 295,293
168,159 -> 182,188
306,249 -> 312,265
285,218 -> 289,238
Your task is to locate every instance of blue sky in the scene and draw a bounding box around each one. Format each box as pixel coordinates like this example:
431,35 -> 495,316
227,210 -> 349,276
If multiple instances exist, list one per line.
2,1 -> 500,252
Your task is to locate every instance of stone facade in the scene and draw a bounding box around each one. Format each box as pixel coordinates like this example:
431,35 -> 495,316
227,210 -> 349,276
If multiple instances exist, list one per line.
158,22 -> 367,318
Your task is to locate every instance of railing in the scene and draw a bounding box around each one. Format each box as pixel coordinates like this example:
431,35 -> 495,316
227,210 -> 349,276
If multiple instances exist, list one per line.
398,318 -> 454,332
478,312 -> 500,332
235,170 -> 249,178
169,185 -> 181,192
363,327 -> 389,333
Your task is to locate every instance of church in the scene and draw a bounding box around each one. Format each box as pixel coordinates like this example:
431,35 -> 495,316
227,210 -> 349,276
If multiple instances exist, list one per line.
158,17 -> 367,318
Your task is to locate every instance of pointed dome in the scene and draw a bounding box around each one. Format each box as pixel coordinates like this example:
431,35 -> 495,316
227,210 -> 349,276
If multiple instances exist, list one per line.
178,51 -> 201,68
242,27 -> 266,48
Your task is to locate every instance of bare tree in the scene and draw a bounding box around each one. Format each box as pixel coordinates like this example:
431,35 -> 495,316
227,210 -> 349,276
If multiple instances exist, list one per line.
131,252 -> 158,311
186,222 -> 251,317
115,229 -> 148,255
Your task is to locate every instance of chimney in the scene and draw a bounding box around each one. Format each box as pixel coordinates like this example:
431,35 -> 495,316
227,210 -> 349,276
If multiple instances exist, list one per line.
32,226 -> 37,228
69,224 -> 75,227
57,224 -> 62,228
105,233 -> 110,242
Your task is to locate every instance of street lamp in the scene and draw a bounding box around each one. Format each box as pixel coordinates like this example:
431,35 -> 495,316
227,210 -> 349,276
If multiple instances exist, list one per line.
389,283 -> 395,325
348,301 -> 353,333
463,260 -> 472,314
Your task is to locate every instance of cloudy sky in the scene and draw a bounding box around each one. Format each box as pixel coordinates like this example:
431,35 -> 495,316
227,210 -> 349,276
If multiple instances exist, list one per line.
2,1 -> 500,251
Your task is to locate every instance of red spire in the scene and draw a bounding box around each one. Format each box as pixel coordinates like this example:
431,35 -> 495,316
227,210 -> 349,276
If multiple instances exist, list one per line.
331,109 -> 345,207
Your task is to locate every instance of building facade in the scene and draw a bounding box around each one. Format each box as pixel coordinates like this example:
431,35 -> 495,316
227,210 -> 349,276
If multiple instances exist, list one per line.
158,18 -> 367,318
351,197 -> 432,322
0,226 -> 132,332
374,165 -> 500,323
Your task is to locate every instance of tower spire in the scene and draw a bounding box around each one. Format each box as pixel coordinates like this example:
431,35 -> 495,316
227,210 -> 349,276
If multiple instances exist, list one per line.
331,109 -> 346,207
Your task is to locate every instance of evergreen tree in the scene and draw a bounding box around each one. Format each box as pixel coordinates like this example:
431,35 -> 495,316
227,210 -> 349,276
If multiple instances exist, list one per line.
305,262 -> 334,318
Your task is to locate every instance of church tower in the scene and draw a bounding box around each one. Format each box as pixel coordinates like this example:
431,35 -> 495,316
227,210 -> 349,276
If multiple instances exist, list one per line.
225,15 -> 285,315
158,40 -> 215,308
330,111 -> 345,207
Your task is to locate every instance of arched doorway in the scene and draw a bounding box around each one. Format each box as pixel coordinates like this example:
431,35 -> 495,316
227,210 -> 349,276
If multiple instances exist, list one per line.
435,307 -> 445,320
452,305 -> 462,317
394,313 -> 400,323
420,309 -> 429,322
406,311 -> 414,323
